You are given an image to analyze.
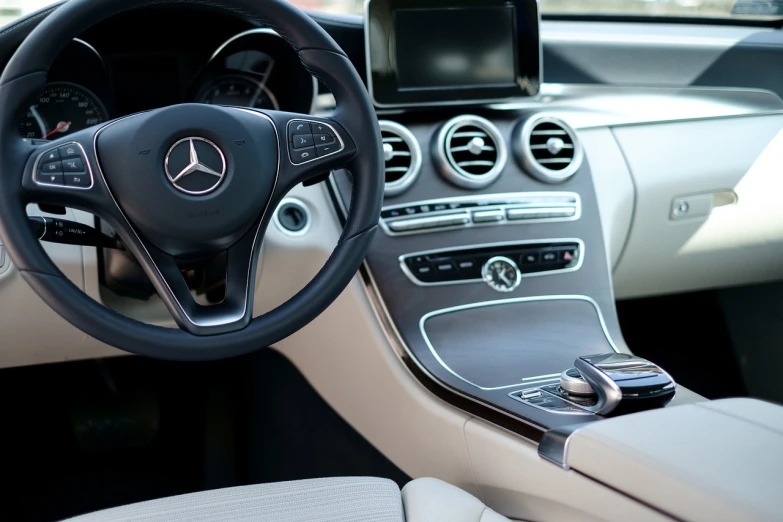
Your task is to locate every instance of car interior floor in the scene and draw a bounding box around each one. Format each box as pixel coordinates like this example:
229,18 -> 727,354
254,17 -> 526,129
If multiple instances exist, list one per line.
0,350 -> 408,522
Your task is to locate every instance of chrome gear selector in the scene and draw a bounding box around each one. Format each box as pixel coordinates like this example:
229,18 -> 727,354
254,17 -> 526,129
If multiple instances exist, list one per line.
560,353 -> 676,415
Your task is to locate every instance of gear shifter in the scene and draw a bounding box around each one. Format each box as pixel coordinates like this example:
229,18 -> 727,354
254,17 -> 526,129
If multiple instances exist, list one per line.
560,353 -> 675,415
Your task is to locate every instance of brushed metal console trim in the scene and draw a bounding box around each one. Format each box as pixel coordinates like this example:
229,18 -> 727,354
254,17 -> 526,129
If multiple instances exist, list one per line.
419,295 -> 620,391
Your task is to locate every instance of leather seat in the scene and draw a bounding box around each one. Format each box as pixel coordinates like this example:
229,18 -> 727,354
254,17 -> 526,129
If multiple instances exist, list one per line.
65,477 -> 510,521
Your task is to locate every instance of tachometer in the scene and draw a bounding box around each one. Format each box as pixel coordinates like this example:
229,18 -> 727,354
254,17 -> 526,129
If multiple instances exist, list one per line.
19,82 -> 108,139
196,75 -> 280,110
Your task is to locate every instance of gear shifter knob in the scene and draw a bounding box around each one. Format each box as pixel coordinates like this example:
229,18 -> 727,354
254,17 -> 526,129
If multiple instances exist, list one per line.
562,353 -> 675,415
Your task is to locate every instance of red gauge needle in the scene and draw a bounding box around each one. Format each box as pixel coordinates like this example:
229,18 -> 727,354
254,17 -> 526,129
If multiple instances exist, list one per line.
42,121 -> 71,139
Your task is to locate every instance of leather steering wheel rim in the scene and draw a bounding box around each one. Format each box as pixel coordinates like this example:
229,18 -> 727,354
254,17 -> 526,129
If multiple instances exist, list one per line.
0,0 -> 383,360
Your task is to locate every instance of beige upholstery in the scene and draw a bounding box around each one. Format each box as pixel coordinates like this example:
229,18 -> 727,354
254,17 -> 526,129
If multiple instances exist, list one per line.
565,398 -> 783,522
402,477 -> 511,522
65,477 -> 510,522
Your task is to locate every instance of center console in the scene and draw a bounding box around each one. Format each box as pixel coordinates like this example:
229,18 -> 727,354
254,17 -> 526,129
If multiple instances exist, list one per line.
328,0 -> 698,443
329,103 -> 696,441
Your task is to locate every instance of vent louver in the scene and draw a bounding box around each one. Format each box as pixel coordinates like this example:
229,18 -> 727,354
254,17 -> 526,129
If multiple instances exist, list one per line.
516,116 -> 583,183
434,115 -> 507,189
379,120 -> 421,197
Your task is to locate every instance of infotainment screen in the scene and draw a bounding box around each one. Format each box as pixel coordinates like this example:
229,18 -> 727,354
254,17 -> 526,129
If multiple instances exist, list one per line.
366,0 -> 540,108
394,7 -> 516,89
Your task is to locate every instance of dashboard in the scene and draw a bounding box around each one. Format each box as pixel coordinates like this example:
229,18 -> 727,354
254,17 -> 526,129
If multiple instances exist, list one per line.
0,3 -> 780,424
17,10 -> 316,141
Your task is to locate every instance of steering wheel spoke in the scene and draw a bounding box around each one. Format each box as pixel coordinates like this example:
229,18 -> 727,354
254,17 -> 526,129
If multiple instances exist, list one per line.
252,110 -> 357,196
113,214 -> 265,336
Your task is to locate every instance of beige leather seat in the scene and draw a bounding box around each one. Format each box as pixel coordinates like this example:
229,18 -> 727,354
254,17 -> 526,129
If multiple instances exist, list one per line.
65,477 -> 510,521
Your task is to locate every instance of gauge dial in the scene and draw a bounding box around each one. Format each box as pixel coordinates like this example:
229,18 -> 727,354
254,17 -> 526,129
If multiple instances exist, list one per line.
481,256 -> 522,293
197,75 -> 280,110
19,82 -> 108,139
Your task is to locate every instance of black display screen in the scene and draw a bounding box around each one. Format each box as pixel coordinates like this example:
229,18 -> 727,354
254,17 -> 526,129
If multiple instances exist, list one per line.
366,0 -> 540,107
394,7 -> 517,90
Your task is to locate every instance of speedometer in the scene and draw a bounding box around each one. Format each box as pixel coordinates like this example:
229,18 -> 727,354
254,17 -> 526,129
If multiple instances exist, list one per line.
19,82 -> 108,139
196,75 -> 280,110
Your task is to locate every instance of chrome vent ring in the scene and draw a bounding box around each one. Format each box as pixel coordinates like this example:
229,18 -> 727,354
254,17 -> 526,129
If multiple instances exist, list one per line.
515,115 -> 583,183
379,120 -> 422,197
434,115 -> 507,189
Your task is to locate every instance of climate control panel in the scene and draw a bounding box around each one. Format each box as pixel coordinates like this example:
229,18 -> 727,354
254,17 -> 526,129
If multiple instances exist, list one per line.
400,239 -> 582,287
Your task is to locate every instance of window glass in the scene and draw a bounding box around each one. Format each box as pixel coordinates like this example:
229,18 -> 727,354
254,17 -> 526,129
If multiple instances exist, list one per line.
1,0 -> 781,31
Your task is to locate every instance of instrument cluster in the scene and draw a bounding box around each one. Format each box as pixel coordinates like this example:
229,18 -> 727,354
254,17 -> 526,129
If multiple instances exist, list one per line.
18,29 -> 316,140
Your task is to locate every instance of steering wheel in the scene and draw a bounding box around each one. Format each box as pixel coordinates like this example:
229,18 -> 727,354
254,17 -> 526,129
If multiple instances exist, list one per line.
0,0 -> 383,360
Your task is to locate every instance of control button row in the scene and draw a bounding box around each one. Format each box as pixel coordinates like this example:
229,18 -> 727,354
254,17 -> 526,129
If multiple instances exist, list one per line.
387,212 -> 471,233
402,242 -> 581,285
35,143 -> 91,188
511,387 -> 593,415
287,120 -> 341,165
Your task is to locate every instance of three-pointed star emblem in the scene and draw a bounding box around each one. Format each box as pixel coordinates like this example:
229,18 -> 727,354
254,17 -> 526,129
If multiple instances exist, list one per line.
164,137 -> 227,195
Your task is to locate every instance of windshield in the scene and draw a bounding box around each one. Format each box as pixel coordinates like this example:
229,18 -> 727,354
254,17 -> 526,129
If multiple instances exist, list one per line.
2,0 -> 782,25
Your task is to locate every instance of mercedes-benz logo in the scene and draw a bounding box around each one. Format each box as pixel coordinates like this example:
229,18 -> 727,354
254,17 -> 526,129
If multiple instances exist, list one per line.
164,137 -> 227,195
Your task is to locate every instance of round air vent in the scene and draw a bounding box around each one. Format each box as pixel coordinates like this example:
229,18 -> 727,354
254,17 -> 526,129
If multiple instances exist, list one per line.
379,120 -> 422,197
515,115 -> 583,183
433,115 -> 507,189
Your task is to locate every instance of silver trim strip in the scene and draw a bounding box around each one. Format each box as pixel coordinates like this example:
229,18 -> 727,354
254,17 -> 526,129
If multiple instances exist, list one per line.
32,141 -> 94,190
380,191 -> 581,237
537,423 -> 587,469
207,28 -> 319,116
419,295 -> 620,391
92,108 -> 279,329
399,238 -> 585,287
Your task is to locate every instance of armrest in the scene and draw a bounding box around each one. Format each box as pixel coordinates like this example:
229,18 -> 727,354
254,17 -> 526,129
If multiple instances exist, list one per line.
561,398 -> 783,522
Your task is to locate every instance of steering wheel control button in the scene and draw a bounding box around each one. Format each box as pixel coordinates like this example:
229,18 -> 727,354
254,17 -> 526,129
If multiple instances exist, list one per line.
58,144 -> 81,158
481,256 -> 522,293
315,143 -> 339,157
42,149 -> 60,162
287,119 -> 343,165
314,133 -> 335,146
40,173 -> 65,185
34,142 -> 93,189
62,157 -> 85,172
40,160 -> 63,173
292,134 -> 314,149
164,137 -> 227,196
65,173 -> 90,187
288,120 -> 311,140
291,146 -> 316,163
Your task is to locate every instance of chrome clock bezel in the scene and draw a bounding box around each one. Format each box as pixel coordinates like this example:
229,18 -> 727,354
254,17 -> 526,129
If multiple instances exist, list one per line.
481,256 -> 522,293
